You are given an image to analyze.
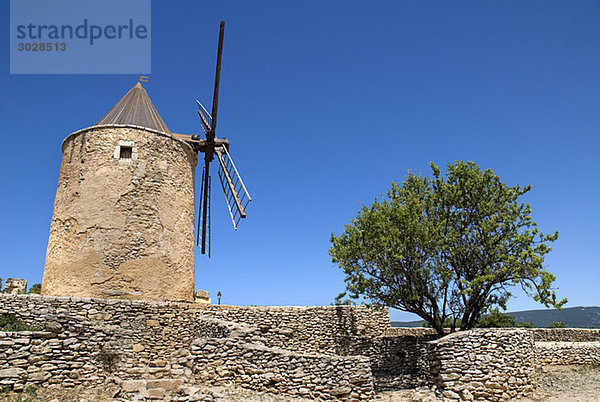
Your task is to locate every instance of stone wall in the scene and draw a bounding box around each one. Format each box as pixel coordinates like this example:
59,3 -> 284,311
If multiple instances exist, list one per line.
383,327 -> 441,336
198,305 -> 390,355
428,329 -> 535,401
337,332 -> 438,389
533,328 -> 600,366
0,329 -> 123,391
531,328 -> 600,342
0,294 -> 387,399
191,317 -> 374,400
535,342 -> 600,365
9,294 -> 600,399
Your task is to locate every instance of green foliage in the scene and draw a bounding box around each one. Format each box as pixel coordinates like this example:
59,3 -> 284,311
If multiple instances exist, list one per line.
330,161 -> 566,336
550,321 -> 568,328
333,292 -> 356,305
476,308 -> 516,328
0,386 -> 38,402
28,283 -> 41,294
475,308 -> 536,328
0,314 -> 41,332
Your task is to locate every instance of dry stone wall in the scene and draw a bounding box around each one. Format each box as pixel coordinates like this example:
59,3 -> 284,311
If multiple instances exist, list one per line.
383,327 -> 450,336
198,304 -> 390,355
0,294 -> 386,399
7,294 -> 598,400
336,332 -> 438,389
428,329 -> 536,401
0,329 -> 123,391
533,328 -> 600,366
535,342 -> 600,365
191,317 -> 374,400
383,327 -> 438,336
531,328 -> 600,342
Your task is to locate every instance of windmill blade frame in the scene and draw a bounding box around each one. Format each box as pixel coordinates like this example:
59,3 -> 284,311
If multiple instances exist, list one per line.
193,20 -> 251,257
196,100 -> 212,134
215,145 -> 251,229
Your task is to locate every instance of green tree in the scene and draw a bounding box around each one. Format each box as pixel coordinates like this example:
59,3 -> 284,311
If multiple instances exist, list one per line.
330,161 -> 566,336
476,308 -> 516,328
549,321 -> 568,328
28,284 -> 42,294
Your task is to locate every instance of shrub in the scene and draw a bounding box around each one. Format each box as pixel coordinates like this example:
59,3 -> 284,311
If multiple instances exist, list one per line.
476,308 -> 516,328
28,284 -> 41,294
0,314 -> 41,332
96,348 -> 121,373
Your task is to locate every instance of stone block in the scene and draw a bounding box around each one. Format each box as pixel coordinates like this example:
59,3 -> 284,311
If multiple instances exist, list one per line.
5,279 -> 27,295
0,368 -> 25,378
142,387 -> 165,399
146,379 -> 183,390
121,379 -> 146,392
195,290 -> 210,302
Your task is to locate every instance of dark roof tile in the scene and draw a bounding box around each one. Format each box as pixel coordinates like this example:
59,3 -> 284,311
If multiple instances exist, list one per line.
96,82 -> 170,134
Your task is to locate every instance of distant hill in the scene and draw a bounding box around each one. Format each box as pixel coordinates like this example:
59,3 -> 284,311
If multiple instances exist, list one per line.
510,306 -> 600,328
391,320 -> 424,328
391,306 -> 600,328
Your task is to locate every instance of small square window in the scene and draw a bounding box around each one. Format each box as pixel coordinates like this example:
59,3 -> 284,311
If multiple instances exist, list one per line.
120,146 -> 132,159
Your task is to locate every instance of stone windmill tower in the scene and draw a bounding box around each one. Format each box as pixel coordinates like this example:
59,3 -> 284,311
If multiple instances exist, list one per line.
42,81 -> 198,302
42,23 -> 250,303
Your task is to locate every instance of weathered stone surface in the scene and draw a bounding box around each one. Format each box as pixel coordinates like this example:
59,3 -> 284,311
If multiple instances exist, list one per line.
194,290 -> 210,301
4,279 -> 27,295
146,378 -> 183,390
41,125 -> 197,302
0,368 -> 25,378
7,294 -> 594,401
143,387 -> 165,399
0,294 -> 386,400
535,341 -> 600,365
44,320 -> 63,333
429,329 -> 536,400
121,379 -> 145,392
532,328 -> 600,342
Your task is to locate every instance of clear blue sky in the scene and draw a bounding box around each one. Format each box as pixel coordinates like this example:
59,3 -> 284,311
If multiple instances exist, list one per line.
1,1 -> 598,321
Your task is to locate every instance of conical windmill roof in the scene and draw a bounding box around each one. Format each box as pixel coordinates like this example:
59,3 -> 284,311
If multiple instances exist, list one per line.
96,82 -> 171,134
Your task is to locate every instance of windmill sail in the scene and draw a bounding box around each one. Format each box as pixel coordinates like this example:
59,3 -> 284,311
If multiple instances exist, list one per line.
193,21 -> 251,257
215,145 -> 251,229
196,100 -> 212,134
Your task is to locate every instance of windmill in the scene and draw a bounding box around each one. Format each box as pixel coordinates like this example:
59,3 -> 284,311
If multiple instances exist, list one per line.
189,21 -> 251,257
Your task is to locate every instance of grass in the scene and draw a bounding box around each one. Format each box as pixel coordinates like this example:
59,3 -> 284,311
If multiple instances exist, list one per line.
570,364 -> 600,373
0,314 -> 41,332
0,386 -> 38,402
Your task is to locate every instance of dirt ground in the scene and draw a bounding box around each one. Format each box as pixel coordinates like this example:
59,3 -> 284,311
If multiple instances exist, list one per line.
1,365 -> 599,401
529,365 -> 600,401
